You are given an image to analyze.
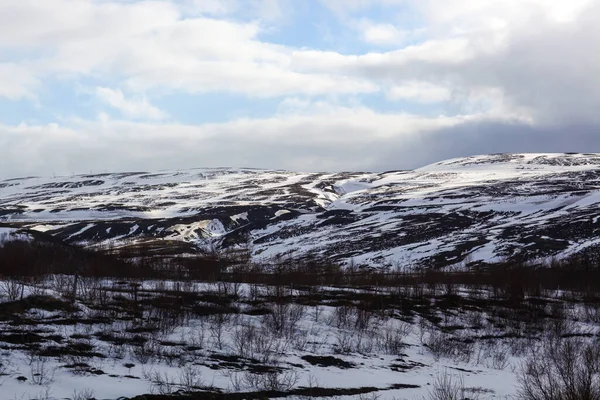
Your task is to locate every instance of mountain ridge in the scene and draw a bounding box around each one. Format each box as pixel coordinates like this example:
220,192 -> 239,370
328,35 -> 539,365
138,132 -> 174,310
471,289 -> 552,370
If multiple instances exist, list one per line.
2,152 -> 600,268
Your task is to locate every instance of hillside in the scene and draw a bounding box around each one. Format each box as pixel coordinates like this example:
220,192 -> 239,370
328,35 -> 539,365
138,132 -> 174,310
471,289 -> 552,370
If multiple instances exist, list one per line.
2,153 -> 600,268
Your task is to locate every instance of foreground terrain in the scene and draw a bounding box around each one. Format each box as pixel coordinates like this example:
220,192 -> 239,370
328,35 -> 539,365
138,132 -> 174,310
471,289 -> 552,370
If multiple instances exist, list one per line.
3,153 -> 600,268
1,236 -> 600,399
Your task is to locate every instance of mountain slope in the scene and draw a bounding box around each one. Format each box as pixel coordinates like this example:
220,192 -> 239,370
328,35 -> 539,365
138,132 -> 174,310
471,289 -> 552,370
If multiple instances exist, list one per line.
2,153 -> 600,268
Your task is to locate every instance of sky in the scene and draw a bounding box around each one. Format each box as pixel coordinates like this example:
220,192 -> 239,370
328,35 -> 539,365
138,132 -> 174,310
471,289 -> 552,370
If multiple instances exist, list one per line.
1,0 -> 599,178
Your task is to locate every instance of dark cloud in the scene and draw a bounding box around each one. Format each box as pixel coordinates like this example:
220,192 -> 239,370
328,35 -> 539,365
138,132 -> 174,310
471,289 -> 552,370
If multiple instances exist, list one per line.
2,118 -> 599,179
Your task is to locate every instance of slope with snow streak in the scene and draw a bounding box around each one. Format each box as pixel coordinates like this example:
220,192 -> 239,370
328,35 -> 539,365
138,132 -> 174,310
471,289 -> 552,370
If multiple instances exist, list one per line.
2,154 -> 600,267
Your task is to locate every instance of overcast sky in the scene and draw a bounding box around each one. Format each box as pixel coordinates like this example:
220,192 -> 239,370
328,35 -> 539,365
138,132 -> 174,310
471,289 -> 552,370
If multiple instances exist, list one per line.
1,0 -> 599,178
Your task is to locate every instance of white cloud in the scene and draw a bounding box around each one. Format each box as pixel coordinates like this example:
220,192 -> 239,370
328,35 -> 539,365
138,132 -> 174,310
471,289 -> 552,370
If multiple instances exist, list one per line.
2,0 -> 597,123
387,81 -> 451,103
0,63 -> 39,100
0,0 -> 375,100
0,103 -> 528,178
0,0 -> 599,179
295,0 -> 600,123
181,0 -> 290,21
183,0 -> 239,15
96,87 -> 167,120
361,22 -> 406,45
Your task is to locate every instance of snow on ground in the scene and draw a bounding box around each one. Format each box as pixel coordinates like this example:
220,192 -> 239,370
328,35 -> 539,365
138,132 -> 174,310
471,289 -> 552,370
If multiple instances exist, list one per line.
0,276 -> 594,400
0,227 -> 31,245
4,153 -> 600,268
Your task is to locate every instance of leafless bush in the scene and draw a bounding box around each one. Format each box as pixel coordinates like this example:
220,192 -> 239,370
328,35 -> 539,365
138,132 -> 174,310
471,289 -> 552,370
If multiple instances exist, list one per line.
78,276 -> 104,303
232,322 -> 257,359
24,275 -> 47,297
428,371 -> 479,400
518,338 -> 600,400
217,281 -> 241,299
208,313 -> 230,350
52,274 -> 75,299
131,337 -> 160,364
353,329 -> 375,354
545,302 -> 575,337
160,346 -> 184,367
187,319 -> 207,349
64,355 -> 93,376
312,304 -> 323,323
106,336 -> 127,359
29,355 -> 55,386
145,369 -> 177,395
422,326 -> 453,361
224,370 -> 245,392
177,365 -> 204,390
69,388 -> 95,400
329,305 -> 355,330
484,343 -> 510,370
243,370 -> 299,392
358,393 -> 381,400
378,321 -> 411,355
333,330 -> 355,355
292,328 -> 310,352
31,386 -> 53,400
255,328 -> 288,365
0,279 -> 23,301
263,302 -> 305,338
0,358 -> 8,385
583,303 -> 600,323
354,307 -> 375,331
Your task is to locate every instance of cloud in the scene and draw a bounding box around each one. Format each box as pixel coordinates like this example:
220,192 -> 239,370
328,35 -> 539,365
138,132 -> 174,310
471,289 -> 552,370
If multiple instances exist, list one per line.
387,81 -> 451,103
294,0 -> 600,123
0,102 -> 532,179
0,63 -> 39,100
2,0 -> 598,121
95,87 -> 167,120
360,22 -> 406,45
0,0 -> 599,179
0,0 -> 375,100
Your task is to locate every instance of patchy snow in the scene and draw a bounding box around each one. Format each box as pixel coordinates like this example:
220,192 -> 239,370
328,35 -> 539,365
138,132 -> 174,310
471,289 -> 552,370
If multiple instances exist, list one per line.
3,153 -> 600,267
0,227 -> 31,244
0,278 -> 548,400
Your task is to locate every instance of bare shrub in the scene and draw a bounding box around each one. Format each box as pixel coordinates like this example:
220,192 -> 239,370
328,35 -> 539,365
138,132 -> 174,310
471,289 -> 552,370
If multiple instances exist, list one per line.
353,329 -> 375,354
232,323 -> 257,359
243,370 -> 299,392
29,356 -> 55,386
52,274 -> 75,299
428,371 -> 479,400
131,337 -> 160,364
145,369 -> 177,395
333,330 -> 355,355
329,305 -> 355,330
292,328 -> 310,352
263,302 -> 305,338
224,370 -> 245,392
378,321 -> 411,355
188,319 -> 207,349
422,327 -> 453,361
485,343 -> 510,370
31,386 -> 53,400
253,328 -> 284,364
358,393 -> 381,400
208,313 -> 230,350
70,388 -> 95,400
518,338 -> 600,400
177,365 -> 204,390
0,358 -> 9,385
0,279 -> 23,301
354,307 -> 374,331
583,303 -> 600,324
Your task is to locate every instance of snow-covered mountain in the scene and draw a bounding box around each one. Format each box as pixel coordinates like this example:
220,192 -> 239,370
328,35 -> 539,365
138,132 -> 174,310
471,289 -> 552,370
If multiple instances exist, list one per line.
3,153 -> 600,268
